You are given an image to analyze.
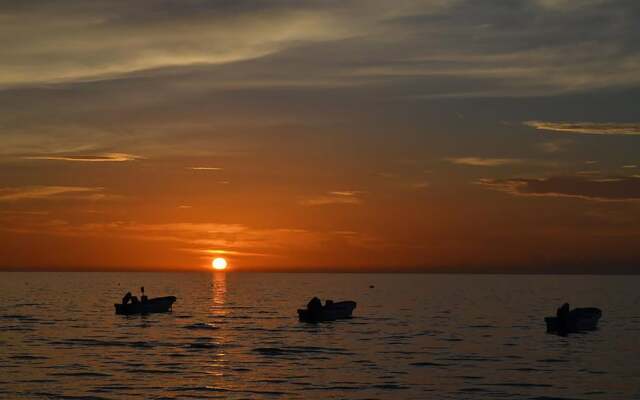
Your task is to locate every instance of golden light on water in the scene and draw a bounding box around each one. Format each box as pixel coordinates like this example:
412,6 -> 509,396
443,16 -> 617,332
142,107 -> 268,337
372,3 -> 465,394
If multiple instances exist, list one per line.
212,257 -> 228,270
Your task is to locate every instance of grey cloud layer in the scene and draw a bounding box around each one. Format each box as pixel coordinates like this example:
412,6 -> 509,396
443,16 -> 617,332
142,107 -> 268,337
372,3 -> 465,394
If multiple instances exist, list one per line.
0,1 -> 361,87
2,0 -> 639,97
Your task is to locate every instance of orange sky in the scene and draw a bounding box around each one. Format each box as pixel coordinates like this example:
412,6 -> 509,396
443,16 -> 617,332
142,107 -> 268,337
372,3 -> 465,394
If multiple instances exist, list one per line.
1,1 -> 640,272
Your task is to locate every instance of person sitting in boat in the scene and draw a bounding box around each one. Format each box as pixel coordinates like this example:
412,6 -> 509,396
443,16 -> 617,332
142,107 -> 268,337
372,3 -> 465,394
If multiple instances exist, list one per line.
557,303 -> 570,319
307,297 -> 323,316
122,291 -> 140,305
557,303 -> 570,330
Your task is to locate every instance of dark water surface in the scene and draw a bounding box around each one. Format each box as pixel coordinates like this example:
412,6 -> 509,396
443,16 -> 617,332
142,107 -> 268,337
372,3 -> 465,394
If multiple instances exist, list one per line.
1,272 -> 639,399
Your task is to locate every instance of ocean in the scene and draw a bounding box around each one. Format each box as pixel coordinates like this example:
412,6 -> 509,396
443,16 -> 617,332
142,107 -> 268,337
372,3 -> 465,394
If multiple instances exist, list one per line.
1,272 -> 639,399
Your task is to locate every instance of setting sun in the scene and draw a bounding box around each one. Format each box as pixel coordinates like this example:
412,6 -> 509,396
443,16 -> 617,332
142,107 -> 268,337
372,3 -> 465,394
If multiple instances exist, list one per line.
212,257 -> 228,270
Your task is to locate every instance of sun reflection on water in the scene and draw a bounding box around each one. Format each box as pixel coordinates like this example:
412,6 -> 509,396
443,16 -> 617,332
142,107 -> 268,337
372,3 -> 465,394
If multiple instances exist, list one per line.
206,271 -> 229,380
211,271 -> 227,315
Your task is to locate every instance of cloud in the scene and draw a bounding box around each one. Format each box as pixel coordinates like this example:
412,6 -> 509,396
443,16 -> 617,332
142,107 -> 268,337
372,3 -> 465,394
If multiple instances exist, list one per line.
446,157 -> 524,167
184,248 -> 273,258
301,191 -> 364,206
0,1 -> 360,88
524,121 -> 640,135
576,170 -> 601,176
0,218 -> 380,260
23,153 -> 141,162
411,181 -> 430,189
329,191 -> 362,197
188,167 -> 222,171
537,139 -> 572,153
0,186 -> 106,202
1,0 -> 638,98
478,176 -> 640,202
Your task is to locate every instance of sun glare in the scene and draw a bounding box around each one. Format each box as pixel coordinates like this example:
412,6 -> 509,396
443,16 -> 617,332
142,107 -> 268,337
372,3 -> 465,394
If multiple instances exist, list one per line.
212,257 -> 228,270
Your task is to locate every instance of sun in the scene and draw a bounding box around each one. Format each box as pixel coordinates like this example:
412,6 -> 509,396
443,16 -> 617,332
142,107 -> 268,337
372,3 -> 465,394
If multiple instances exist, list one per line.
212,257 -> 228,270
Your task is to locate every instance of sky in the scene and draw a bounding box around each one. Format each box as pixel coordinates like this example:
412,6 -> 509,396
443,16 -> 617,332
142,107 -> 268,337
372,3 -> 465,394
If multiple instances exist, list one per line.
1,0 -> 639,272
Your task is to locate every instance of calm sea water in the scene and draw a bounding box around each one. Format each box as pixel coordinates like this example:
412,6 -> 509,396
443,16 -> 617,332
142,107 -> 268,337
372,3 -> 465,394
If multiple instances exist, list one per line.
1,272 -> 640,399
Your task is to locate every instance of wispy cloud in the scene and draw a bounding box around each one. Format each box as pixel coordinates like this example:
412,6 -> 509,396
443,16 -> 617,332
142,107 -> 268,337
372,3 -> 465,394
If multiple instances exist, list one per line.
524,121 -> 640,135
0,210 -> 49,216
329,191 -> 362,197
0,186 -> 106,202
0,0 -> 637,98
0,218 -> 380,261
301,191 -> 364,206
446,157 -> 524,167
23,153 -> 141,162
576,170 -> 601,176
184,248 -> 273,258
0,2 -> 358,88
188,167 -> 222,171
478,176 -> 640,202
537,139 -> 572,153
411,181 -> 430,189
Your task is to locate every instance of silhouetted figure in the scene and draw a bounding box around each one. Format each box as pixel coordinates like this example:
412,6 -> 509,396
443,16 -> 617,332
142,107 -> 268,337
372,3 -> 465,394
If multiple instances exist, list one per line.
120,288 -> 147,306
556,303 -> 570,333
307,297 -> 323,317
308,296 -> 322,310
298,297 -> 357,322
115,291 -> 177,315
545,303 -> 601,335
122,292 -> 133,305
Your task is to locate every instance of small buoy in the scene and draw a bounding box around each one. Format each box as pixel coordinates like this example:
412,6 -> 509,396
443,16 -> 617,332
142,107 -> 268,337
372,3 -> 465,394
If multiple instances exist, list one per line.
369,285 -> 375,289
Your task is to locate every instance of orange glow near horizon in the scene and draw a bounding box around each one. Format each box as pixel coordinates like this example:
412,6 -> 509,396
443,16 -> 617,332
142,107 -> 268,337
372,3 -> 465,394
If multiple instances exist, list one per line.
212,257 -> 228,271
1,0 -> 638,275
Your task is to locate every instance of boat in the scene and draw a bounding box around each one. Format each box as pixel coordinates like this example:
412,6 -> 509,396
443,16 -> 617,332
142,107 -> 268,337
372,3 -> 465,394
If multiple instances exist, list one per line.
298,299 -> 356,322
545,306 -> 602,334
114,296 -> 177,315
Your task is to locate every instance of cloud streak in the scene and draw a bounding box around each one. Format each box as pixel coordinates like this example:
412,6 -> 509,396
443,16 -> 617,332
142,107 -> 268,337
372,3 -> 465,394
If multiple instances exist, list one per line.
0,186 -> 106,202
478,176 -> 640,202
300,191 -> 364,206
23,153 -> 141,162
525,121 -> 640,135
1,0 -> 638,98
0,1 -> 359,88
446,157 -> 525,167
0,218 -> 380,262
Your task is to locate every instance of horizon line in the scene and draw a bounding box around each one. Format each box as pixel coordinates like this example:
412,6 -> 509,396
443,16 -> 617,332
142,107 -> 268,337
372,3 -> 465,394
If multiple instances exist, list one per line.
1,267 -> 639,275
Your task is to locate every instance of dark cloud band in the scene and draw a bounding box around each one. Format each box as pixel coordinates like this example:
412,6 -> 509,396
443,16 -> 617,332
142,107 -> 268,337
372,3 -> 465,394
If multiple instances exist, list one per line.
525,121 -> 640,135
478,176 -> 640,202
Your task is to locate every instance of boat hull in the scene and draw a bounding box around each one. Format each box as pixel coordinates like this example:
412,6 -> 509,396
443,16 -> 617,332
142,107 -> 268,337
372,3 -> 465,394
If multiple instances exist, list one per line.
298,301 -> 356,323
114,296 -> 176,315
545,307 -> 602,333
